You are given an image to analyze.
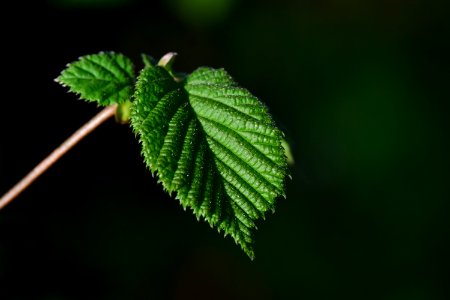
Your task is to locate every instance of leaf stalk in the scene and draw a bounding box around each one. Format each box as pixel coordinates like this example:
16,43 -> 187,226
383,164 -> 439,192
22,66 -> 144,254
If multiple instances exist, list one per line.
0,105 -> 118,210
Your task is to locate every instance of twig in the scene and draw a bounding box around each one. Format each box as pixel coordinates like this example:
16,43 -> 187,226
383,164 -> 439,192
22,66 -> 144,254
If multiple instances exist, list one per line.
0,104 -> 118,210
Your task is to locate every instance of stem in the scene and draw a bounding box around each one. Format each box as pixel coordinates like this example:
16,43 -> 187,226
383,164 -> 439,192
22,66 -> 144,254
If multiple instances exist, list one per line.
0,104 -> 118,210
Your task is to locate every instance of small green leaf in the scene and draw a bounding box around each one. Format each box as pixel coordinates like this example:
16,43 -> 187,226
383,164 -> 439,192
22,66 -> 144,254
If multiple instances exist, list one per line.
131,66 -> 287,259
56,52 -> 135,106
282,139 -> 295,166
115,100 -> 132,124
141,53 -> 156,68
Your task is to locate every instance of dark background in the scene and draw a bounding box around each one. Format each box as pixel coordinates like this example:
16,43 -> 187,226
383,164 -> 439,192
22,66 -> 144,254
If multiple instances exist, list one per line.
1,0 -> 449,299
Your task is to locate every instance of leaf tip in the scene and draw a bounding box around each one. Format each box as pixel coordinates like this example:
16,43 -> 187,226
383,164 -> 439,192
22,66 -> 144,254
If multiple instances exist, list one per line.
158,52 -> 178,67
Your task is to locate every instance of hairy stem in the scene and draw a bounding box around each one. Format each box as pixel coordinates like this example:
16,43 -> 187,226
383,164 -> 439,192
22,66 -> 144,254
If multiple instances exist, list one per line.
0,104 -> 118,210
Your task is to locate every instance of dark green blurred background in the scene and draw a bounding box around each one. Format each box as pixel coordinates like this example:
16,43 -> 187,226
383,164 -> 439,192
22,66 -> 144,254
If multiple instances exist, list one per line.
1,0 -> 449,299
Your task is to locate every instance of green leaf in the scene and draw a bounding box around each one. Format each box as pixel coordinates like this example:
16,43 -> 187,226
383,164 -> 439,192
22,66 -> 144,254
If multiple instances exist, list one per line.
56,52 -> 135,106
141,53 -> 156,68
131,66 -> 287,259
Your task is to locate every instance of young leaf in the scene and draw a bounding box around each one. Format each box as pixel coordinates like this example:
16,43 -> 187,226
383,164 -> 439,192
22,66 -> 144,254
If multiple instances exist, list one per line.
56,52 -> 135,106
131,65 -> 287,259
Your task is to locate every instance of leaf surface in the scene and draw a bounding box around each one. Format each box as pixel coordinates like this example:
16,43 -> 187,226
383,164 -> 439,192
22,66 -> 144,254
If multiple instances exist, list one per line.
57,52 -> 134,106
131,66 -> 287,258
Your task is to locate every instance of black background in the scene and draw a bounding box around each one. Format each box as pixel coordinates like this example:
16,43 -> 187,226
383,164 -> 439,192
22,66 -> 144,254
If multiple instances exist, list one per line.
1,0 -> 449,299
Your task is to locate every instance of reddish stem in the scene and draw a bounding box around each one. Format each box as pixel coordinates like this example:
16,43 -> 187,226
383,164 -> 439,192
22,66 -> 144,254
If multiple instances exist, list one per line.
0,105 -> 118,210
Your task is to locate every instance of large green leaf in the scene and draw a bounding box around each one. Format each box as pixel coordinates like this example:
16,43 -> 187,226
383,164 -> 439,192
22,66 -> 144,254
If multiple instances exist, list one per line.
131,65 -> 287,258
56,52 -> 134,106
